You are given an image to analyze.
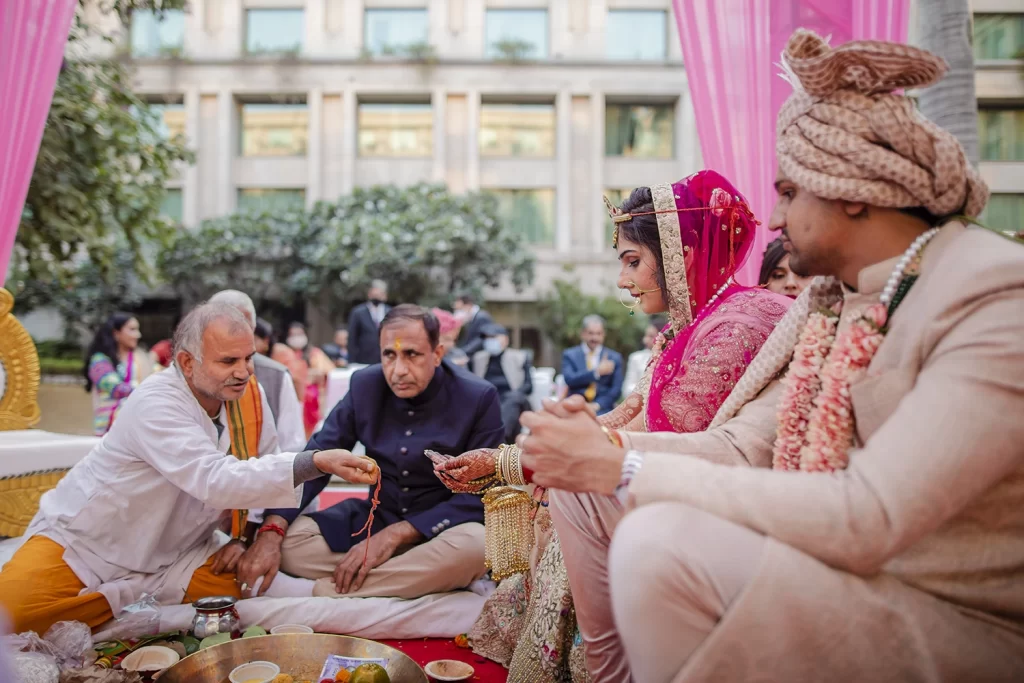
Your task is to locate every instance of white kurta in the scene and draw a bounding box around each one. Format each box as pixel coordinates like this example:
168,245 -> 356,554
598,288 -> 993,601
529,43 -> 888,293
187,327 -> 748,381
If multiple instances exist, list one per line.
26,367 -> 302,615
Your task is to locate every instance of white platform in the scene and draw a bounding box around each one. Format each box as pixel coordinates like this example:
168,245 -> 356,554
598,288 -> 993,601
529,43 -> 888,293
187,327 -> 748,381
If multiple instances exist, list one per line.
0,430 -> 98,478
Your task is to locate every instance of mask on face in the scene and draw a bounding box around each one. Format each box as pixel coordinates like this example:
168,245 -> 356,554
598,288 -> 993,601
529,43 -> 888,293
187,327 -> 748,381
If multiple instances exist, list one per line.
483,338 -> 504,356
369,298 -> 385,306
286,335 -> 308,350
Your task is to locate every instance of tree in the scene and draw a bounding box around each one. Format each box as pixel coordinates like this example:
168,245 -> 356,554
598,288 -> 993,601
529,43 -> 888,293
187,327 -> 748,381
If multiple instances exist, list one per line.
4,0 -> 192,295
538,279 -> 648,364
915,0 -> 980,165
159,184 -> 536,315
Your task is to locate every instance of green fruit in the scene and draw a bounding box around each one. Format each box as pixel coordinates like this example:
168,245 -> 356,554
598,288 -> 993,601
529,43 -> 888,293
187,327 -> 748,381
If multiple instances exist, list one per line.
242,625 -> 267,638
199,632 -> 232,650
350,663 -> 390,683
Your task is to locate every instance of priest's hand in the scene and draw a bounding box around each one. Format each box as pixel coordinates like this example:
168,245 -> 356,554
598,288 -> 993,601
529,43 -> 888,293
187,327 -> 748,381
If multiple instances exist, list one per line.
236,519 -> 286,598
519,398 -> 625,494
333,521 -> 423,594
210,539 -> 245,575
428,448 -> 497,493
313,450 -> 379,485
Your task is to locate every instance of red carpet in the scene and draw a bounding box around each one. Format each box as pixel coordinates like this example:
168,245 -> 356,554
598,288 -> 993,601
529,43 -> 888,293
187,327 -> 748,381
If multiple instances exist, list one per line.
381,638 -> 508,683
322,491 -> 509,681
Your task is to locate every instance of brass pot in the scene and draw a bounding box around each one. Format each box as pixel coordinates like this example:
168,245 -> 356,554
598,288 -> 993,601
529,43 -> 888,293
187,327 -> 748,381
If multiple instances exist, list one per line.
159,633 -> 427,683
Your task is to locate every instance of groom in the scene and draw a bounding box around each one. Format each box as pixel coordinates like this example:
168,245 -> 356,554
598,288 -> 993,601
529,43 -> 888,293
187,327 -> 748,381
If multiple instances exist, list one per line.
517,31 -> 1024,683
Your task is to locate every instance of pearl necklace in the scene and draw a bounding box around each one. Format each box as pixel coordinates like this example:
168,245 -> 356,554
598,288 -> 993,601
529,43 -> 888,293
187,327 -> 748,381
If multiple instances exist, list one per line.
879,227 -> 940,307
704,279 -> 733,309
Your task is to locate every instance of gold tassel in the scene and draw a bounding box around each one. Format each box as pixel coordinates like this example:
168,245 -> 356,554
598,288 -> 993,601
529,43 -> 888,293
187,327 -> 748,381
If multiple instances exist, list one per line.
482,486 -> 534,581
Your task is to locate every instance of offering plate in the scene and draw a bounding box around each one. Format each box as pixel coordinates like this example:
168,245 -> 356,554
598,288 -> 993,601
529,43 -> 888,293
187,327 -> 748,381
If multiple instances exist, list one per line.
159,633 -> 427,683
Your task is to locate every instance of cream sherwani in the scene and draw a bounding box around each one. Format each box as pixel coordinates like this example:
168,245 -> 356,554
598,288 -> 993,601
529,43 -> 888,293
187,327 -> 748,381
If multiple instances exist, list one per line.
25,367 -> 302,615
551,223 -> 1024,682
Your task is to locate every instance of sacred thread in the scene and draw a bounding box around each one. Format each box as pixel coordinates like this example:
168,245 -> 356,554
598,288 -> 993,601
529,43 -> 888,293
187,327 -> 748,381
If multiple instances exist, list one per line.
352,462 -> 382,570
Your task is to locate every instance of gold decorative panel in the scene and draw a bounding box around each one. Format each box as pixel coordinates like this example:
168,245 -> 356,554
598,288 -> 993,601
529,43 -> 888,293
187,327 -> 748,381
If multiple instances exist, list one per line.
0,287 -> 41,431
0,470 -> 67,538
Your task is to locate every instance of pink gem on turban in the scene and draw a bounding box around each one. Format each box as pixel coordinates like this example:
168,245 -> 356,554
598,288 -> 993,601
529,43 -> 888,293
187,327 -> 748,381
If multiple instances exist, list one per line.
432,308 -> 461,336
708,187 -> 733,217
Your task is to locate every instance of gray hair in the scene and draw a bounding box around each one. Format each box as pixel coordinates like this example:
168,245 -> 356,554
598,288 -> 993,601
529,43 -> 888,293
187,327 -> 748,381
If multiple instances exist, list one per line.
370,279 -> 388,292
582,314 -> 606,331
173,302 -> 252,364
208,289 -> 256,330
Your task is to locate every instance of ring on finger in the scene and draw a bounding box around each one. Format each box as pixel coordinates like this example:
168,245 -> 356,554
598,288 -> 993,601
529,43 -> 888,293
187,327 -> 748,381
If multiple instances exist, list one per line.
240,582 -> 249,592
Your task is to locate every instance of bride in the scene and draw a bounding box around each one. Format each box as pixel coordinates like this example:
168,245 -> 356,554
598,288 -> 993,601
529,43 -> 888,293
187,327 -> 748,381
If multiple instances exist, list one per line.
432,169 -> 791,681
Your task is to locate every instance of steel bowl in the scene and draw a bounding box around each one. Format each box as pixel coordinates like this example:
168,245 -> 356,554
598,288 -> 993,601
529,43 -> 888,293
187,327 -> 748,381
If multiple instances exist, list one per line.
159,633 -> 428,683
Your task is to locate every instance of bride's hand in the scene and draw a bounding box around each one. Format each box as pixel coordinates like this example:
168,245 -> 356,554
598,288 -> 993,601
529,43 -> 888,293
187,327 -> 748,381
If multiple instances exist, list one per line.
427,448 -> 497,493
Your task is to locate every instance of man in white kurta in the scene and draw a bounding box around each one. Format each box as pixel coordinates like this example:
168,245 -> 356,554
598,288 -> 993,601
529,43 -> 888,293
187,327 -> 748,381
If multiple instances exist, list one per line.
0,303 -> 375,634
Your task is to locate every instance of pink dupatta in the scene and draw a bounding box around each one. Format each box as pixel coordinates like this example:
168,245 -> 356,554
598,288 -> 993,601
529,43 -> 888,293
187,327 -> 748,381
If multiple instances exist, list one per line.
640,171 -> 786,432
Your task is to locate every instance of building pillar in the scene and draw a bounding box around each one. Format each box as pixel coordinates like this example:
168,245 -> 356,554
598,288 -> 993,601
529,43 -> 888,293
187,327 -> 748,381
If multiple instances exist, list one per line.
433,87 -> 447,182
466,89 -> 480,191
183,87 -> 201,227
341,88 -> 356,193
217,89 -> 235,215
308,87 -> 324,206
590,91 -> 606,252
556,89 -> 572,252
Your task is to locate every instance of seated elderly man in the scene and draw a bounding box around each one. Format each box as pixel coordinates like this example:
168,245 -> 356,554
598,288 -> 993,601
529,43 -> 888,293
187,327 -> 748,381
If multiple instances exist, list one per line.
0,303 -> 376,635
238,304 -> 503,599
516,33 -> 1024,683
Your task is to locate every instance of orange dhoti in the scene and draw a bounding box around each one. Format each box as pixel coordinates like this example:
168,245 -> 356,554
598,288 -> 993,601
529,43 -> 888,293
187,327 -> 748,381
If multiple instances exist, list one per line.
0,536 -> 241,635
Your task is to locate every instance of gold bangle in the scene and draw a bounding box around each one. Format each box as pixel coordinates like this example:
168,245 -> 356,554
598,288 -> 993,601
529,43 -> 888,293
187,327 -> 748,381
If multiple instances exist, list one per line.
601,426 -> 623,448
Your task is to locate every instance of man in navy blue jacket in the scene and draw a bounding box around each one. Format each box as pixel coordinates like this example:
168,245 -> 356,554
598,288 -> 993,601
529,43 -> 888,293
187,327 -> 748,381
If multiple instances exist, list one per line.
237,305 -> 503,599
561,315 -> 624,415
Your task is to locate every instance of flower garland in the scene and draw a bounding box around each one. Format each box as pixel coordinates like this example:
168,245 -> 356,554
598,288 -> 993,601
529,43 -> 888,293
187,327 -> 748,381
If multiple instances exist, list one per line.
772,227 -> 940,472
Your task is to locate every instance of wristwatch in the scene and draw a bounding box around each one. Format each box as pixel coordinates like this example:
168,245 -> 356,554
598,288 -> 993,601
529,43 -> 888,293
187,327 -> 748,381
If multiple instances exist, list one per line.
614,450 -> 646,505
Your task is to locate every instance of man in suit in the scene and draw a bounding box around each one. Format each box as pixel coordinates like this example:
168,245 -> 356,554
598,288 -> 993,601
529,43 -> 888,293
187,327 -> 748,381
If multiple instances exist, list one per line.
453,293 -> 494,356
516,32 -> 1024,683
238,305 -> 504,600
561,315 -> 623,415
471,322 -> 533,442
347,280 -> 390,365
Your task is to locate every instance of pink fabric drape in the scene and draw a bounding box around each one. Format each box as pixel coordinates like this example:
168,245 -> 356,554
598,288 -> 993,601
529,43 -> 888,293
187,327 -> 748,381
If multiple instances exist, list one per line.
0,0 -> 78,284
671,0 -> 911,285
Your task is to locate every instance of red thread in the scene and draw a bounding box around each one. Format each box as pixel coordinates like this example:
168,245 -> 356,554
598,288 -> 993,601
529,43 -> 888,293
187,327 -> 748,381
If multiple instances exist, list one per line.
258,523 -> 286,539
352,470 -> 382,569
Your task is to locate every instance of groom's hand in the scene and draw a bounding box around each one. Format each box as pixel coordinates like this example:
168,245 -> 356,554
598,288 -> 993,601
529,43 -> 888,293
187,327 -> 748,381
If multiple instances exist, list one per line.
519,407 -> 624,494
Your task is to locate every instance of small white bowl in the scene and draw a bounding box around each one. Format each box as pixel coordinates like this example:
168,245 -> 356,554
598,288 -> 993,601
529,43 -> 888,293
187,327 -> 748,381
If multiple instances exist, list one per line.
269,623 -> 314,635
121,646 -> 180,673
424,659 -> 474,682
228,660 -> 281,683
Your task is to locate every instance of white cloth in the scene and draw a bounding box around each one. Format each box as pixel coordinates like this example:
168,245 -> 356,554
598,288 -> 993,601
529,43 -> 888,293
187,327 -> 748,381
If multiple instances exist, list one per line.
368,302 -> 386,326
25,368 -> 302,615
623,349 -> 652,398
274,376 -> 306,453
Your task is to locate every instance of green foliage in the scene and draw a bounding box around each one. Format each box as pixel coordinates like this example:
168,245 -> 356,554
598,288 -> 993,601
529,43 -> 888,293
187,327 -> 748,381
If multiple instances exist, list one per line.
491,39 -> 536,63
34,339 -> 85,359
159,183 -> 536,313
6,0 -> 192,292
39,357 -> 84,376
12,248 -> 145,341
538,279 -> 648,360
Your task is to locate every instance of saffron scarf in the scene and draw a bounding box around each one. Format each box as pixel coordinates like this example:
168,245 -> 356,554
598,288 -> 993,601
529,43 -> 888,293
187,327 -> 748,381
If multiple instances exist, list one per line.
226,374 -> 264,540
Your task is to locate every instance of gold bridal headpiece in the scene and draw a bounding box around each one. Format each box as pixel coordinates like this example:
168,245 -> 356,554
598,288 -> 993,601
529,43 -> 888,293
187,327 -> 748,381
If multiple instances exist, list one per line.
603,189 -> 757,251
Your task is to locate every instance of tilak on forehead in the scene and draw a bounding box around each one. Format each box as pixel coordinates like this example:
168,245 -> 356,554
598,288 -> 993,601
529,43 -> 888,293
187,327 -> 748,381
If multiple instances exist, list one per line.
394,338 -> 402,351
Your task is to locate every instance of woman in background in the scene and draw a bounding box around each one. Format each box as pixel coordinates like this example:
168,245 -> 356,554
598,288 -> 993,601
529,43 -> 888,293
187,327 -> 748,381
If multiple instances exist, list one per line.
759,237 -> 812,299
83,312 -> 153,436
622,315 -> 664,398
273,322 -> 333,438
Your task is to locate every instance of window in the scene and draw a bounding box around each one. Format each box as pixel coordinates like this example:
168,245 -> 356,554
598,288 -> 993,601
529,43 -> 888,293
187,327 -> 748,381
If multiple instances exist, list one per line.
160,189 -> 183,223
604,188 -> 631,244
364,9 -> 429,56
983,194 -> 1024,235
979,109 -> 1024,161
149,104 -> 186,140
480,103 -> 555,157
485,9 -> 548,60
491,189 -> 556,246
358,103 -> 433,157
606,11 -> 667,61
240,104 -> 308,157
245,9 -> 304,54
130,9 -> 185,57
605,103 -> 674,159
974,14 -> 1024,60
237,189 -> 306,213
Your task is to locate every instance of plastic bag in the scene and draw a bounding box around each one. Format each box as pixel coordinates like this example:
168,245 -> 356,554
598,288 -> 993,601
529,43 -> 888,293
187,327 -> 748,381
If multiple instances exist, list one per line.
3,630 -> 55,657
106,594 -> 161,641
44,622 -> 95,670
10,651 -> 60,683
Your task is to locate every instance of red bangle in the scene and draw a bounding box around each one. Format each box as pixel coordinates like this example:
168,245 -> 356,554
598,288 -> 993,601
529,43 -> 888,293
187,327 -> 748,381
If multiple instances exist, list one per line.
258,523 -> 286,539
522,465 -> 534,484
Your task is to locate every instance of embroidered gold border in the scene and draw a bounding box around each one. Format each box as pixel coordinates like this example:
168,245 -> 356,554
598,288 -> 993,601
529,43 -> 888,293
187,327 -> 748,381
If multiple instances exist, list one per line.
650,183 -> 692,332
0,288 -> 42,431
0,469 -> 67,538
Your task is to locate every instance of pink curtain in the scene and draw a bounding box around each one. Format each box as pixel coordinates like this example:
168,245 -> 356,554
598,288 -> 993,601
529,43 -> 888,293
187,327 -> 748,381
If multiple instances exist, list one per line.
0,0 -> 78,285
671,0 -> 911,285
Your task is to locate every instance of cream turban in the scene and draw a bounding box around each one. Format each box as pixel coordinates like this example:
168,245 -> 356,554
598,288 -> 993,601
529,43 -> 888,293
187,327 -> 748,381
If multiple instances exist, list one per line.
777,30 -> 989,218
